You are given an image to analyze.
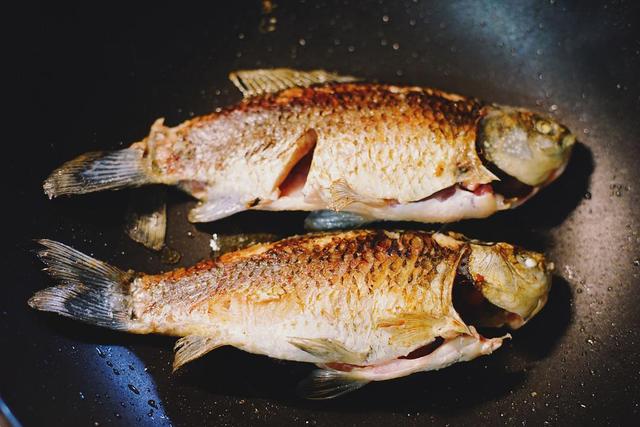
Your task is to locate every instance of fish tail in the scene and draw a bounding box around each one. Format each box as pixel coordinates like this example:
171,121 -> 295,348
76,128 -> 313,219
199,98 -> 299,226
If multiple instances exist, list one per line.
29,239 -> 137,331
43,148 -> 150,198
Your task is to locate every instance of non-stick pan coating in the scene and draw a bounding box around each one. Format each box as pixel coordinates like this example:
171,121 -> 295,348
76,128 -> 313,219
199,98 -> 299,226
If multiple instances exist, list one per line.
2,1 -> 639,425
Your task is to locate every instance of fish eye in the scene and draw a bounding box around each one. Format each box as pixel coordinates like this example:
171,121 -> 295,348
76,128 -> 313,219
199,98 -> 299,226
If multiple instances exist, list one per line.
534,120 -> 553,135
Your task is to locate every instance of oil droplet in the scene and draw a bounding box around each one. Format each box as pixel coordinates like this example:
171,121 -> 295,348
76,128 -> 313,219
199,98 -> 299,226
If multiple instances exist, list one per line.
160,246 -> 181,264
210,234 -> 220,252
128,384 -> 140,395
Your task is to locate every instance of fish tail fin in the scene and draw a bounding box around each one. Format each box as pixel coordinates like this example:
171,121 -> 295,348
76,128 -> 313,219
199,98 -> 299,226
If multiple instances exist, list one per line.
29,239 -> 137,331
43,147 -> 150,198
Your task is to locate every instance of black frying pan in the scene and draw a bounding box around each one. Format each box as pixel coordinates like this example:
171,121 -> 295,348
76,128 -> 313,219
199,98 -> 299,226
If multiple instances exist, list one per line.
3,0 -> 639,425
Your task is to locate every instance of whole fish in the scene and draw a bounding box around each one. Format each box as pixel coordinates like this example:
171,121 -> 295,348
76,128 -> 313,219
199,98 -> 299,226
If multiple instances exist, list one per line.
30,230 -> 552,398
44,68 -> 575,235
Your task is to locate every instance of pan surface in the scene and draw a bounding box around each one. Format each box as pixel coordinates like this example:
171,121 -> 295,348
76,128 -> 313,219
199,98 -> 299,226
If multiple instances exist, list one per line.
2,0 -> 639,425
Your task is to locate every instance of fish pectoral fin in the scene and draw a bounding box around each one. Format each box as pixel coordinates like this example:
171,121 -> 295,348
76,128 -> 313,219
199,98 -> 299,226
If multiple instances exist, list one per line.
297,369 -> 370,400
304,210 -> 373,231
173,335 -> 224,372
188,195 -> 252,223
377,312 -> 452,346
125,186 -> 167,251
229,68 -> 359,98
288,337 -> 368,364
328,179 -> 387,211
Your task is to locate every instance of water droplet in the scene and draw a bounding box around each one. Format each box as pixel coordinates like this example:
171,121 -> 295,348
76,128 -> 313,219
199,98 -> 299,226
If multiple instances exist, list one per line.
148,399 -> 158,409
409,19 -> 416,26
586,338 -> 595,345
577,288 -> 583,294
392,43 -> 400,50
583,128 -> 590,134
382,15 -> 389,23
584,191 -> 591,199
607,286 -> 613,291
347,45 -> 355,52
128,365 -> 135,371
536,48 -> 543,55
106,361 -> 113,368
298,38 -> 306,46
148,410 -> 154,417
113,368 -> 120,375
616,83 -> 621,89
114,412 -> 121,419
96,347 -> 106,358
128,384 -> 140,395
549,104 -> 558,112
238,33 -> 245,40
633,259 -> 640,267
538,73 -> 543,80
79,392 -> 85,400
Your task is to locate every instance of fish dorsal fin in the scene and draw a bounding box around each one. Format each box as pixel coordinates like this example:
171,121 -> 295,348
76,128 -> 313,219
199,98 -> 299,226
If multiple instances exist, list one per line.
229,68 -> 359,98
125,187 -> 167,251
288,337 -> 368,364
173,335 -> 224,372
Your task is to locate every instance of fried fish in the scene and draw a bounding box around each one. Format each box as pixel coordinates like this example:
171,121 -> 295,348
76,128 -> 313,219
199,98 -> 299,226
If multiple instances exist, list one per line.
29,230 -> 552,398
43,69 -> 575,235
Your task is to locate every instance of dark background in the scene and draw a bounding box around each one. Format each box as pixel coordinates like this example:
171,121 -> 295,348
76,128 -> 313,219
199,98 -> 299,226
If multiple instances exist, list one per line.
3,0 -> 640,425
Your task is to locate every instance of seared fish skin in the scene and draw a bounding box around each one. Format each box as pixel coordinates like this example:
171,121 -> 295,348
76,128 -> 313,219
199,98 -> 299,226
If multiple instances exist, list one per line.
30,230 -> 552,398
43,69 -> 575,229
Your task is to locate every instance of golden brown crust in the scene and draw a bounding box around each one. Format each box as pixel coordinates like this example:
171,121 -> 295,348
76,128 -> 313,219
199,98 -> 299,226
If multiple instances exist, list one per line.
145,83 -> 493,204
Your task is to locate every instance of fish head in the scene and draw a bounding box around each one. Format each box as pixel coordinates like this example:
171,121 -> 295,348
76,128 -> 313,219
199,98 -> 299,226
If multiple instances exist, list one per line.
466,242 -> 552,328
479,106 -> 575,187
